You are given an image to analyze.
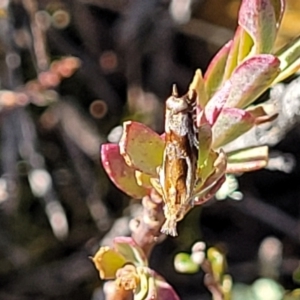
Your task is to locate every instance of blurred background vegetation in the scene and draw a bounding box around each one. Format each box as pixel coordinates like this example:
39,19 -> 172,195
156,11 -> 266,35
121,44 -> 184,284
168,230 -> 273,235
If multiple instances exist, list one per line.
0,0 -> 300,299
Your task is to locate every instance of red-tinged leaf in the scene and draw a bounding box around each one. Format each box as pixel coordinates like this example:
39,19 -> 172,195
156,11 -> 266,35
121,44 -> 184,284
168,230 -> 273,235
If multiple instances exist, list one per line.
246,103 -> 276,118
119,121 -> 164,176
246,104 -> 278,125
227,146 -> 269,163
153,276 -> 181,300
226,159 -> 268,173
194,150 -> 227,200
101,143 -> 148,198
270,0 -> 285,27
238,0 -> 277,53
204,80 -> 231,125
212,108 -> 255,148
113,237 -> 148,267
194,175 -> 226,206
226,54 -> 280,109
189,69 -> 207,107
226,145 -> 269,172
204,40 -> 233,98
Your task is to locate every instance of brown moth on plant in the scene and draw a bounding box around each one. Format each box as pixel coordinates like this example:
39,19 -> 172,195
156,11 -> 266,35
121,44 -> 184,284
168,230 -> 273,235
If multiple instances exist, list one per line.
100,0 -> 300,237
151,86 -> 198,236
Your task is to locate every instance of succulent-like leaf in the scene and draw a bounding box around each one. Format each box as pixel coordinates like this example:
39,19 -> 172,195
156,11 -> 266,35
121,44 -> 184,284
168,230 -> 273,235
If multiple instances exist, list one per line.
197,112 -> 213,168
154,277 -> 181,300
226,160 -> 268,173
274,36 -> 300,83
134,267 -> 150,300
246,104 -> 278,125
227,146 -> 269,163
212,108 -> 255,149
225,54 -> 280,109
141,271 -> 156,300
113,237 -> 148,267
207,247 -> 225,282
194,150 -> 227,203
92,246 -> 127,280
223,27 -> 241,81
226,146 -> 268,173
194,175 -> 226,205
239,0 -> 277,54
101,144 -> 148,198
197,150 -> 218,185
135,171 -> 153,189
189,69 -> 208,107
269,0 -> 285,26
174,253 -> 200,274
204,80 -> 230,125
119,121 -> 164,176
204,40 -> 233,98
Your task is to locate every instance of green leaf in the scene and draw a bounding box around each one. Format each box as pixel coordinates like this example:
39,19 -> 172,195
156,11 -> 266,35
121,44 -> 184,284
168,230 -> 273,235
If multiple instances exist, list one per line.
226,54 -> 280,109
120,121 -> 164,176
246,103 -> 278,125
197,150 -> 218,184
237,28 -> 254,63
239,0 -> 277,54
135,171 -> 153,189
207,247 -> 225,282
227,146 -> 269,163
101,143 -> 148,198
212,108 -> 255,149
226,146 -> 269,173
194,175 -> 226,205
204,40 -> 233,98
204,80 -> 230,125
92,246 -> 127,280
194,150 -> 227,203
270,0 -> 285,27
227,160 -> 268,173
223,27 -> 241,81
197,112 -> 212,168
134,267 -> 151,300
174,253 -> 200,274
189,69 -> 208,107
274,36 -> 300,83
114,237 -> 148,267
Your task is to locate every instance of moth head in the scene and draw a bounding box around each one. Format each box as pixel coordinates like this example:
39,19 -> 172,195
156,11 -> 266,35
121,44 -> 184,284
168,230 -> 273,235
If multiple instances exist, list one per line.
166,85 -> 189,114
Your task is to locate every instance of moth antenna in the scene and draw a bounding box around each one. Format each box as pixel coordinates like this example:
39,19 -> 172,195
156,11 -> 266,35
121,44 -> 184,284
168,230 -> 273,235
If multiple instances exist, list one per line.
172,84 -> 178,97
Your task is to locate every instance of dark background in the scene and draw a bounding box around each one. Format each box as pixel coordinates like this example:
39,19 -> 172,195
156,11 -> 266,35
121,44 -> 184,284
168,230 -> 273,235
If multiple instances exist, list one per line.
0,0 -> 299,299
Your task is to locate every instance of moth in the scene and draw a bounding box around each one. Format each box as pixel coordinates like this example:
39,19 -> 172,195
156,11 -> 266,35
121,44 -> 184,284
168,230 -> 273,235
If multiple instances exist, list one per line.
154,85 -> 198,236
